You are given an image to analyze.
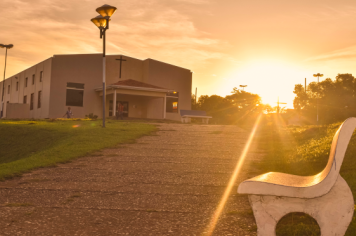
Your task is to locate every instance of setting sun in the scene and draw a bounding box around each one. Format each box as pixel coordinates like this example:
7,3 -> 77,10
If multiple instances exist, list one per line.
221,60 -> 313,107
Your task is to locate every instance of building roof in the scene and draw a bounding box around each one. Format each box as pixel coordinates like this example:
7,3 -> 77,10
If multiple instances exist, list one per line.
111,79 -> 167,90
95,79 -> 172,93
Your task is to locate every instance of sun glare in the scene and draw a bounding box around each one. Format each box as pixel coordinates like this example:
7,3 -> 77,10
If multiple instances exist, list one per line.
205,114 -> 262,235
219,60 -> 312,108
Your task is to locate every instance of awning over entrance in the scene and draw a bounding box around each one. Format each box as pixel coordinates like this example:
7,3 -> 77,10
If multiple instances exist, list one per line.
95,79 -> 172,94
95,79 -> 173,119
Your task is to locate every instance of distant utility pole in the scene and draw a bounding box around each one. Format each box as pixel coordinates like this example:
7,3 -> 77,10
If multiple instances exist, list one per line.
0,44 -> 14,118
239,85 -> 247,91
195,87 -> 197,105
313,73 -> 323,124
276,97 -> 287,114
305,78 -> 307,93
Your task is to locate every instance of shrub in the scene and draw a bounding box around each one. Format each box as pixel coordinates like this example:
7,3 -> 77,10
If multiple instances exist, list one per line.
85,113 -> 98,120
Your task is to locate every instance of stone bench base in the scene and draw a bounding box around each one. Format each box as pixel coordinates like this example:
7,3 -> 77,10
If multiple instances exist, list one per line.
249,175 -> 354,236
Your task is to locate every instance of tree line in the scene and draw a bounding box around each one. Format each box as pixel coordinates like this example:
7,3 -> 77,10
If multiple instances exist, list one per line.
193,73 -> 355,125
293,73 -> 356,124
192,87 -> 272,125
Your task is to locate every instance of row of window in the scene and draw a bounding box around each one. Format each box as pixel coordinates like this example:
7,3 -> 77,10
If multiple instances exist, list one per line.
6,80 -> 178,112
23,91 -> 42,110
5,71 -> 44,94
5,81 -> 81,110
26,71 -> 44,86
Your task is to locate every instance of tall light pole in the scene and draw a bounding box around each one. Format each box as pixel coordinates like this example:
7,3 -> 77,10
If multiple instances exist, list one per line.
91,4 -> 117,128
239,85 -> 247,91
0,44 -> 13,118
313,73 -> 323,124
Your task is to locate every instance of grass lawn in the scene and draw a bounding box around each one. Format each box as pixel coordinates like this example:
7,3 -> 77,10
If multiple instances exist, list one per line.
0,119 -> 156,180
252,118 -> 356,236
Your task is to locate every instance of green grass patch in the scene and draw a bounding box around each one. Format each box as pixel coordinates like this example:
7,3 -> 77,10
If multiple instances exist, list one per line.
0,119 -> 156,180
253,120 -> 356,235
276,212 -> 320,236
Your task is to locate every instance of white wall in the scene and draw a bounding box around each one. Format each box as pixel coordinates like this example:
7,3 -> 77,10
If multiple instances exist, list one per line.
49,54 -> 102,118
0,57 -> 52,118
143,59 -> 192,121
6,103 -> 30,119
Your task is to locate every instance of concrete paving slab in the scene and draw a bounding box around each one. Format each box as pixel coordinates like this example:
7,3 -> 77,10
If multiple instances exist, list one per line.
0,123 -> 262,235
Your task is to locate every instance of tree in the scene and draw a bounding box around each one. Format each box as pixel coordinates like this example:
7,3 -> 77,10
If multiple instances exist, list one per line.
293,84 -> 308,111
197,95 -> 235,123
293,74 -> 356,124
193,88 -> 264,124
191,93 -> 199,110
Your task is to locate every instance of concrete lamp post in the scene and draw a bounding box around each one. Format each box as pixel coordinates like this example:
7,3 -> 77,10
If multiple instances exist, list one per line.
313,73 -> 323,124
91,4 -> 117,128
0,44 -> 14,118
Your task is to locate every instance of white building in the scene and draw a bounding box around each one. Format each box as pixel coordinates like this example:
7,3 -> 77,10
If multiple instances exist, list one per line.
0,54 -> 192,120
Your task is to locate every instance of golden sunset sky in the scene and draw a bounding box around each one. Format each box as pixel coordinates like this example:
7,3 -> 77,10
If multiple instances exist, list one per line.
1,0 -> 356,107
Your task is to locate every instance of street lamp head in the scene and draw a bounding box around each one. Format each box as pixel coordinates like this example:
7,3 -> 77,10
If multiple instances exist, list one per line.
0,44 -> 13,49
96,4 -> 117,18
239,85 -> 247,87
91,15 -> 108,28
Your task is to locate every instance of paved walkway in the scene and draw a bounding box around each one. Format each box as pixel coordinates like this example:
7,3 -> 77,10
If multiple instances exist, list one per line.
0,124 -> 265,235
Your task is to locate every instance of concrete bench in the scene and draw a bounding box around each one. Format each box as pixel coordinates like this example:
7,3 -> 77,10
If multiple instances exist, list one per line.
180,110 -> 212,124
238,118 -> 356,236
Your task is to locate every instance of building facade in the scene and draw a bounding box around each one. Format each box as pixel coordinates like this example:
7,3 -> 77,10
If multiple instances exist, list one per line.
0,54 -> 192,121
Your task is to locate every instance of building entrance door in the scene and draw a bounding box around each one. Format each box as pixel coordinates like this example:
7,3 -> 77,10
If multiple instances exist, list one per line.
109,100 -> 129,117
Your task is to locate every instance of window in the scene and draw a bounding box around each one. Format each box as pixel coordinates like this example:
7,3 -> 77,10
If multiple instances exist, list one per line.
66,83 -> 84,107
23,95 -> 27,104
30,93 -> 34,110
40,71 -> 43,82
7,85 -> 10,94
16,81 -> 18,91
166,91 -> 179,113
32,74 -> 35,85
38,91 -> 42,108
25,77 -> 28,87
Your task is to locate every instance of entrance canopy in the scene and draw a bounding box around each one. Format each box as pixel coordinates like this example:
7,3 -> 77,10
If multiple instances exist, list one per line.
95,79 -> 173,119
95,79 -> 172,96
